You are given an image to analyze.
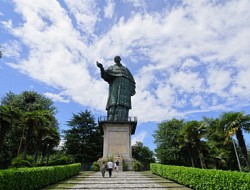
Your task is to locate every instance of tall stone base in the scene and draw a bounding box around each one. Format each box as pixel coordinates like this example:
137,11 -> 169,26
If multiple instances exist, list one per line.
98,118 -> 137,171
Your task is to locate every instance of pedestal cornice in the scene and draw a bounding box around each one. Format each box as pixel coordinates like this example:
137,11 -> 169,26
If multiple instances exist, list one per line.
98,116 -> 137,134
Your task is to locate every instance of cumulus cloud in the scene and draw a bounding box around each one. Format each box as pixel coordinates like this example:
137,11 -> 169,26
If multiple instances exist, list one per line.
2,0 -> 250,123
64,0 -> 99,36
123,0 -> 147,10
44,92 -> 70,103
131,131 -> 147,145
104,0 -> 115,18
2,40 -> 21,58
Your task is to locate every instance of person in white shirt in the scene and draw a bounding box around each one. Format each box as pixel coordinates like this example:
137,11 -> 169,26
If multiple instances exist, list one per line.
107,160 -> 113,177
115,160 -> 119,172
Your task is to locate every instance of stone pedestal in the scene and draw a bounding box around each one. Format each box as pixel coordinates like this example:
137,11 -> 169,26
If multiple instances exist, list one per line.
98,117 -> 137,171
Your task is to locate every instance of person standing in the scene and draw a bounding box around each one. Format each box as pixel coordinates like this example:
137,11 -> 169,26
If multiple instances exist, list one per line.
107,160 -> 113,177
96,56 -> 136,121
115,160 -> 119,172
100,161 -> 106,177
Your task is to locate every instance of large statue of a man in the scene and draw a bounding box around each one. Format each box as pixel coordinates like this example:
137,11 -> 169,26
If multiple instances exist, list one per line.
97,56 -> 136,121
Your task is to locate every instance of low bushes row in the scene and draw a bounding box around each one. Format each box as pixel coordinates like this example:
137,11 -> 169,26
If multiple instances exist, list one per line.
0,163 -> 81,190
150,163 -> 250,190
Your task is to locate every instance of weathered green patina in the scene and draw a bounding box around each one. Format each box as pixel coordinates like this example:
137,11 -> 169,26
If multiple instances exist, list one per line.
97,56 -> 136,121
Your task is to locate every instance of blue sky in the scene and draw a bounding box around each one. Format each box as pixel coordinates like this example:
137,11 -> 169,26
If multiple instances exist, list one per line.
1,0 -> 250,151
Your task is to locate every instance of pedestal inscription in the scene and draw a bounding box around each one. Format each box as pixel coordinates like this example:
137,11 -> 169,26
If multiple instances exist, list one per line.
108,130 -> 128,156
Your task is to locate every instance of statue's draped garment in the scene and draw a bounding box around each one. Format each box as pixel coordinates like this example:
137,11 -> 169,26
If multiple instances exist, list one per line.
101,64 -> 136,121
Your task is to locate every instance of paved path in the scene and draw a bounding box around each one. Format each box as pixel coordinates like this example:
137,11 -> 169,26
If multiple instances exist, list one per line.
43,171 -> 192,190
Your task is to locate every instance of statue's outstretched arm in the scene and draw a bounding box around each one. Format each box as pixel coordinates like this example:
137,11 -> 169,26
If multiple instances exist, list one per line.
96,61 -> 104,71
96,61 -> 110,82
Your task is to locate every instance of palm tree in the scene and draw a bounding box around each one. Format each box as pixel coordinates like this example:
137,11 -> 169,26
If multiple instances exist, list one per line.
203,117 -> 237,170
18,110 -> 52,160
40,127 -> 60,164
0,105 -> 20,149
178,120 -> 206,168
178,128 -> 195,167
33,111 -> 55,162
0,106 -> 12,148
220,111 -> 250,171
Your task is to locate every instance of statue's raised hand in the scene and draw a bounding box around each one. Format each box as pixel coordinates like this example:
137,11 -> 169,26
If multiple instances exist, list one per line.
96,61 -> 103,69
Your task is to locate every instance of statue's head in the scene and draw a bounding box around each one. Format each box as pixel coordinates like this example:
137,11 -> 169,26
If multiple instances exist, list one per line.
114,56 -> 121,63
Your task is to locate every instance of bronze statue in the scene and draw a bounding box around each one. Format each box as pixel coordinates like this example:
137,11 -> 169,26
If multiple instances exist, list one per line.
97,56 -> 136,121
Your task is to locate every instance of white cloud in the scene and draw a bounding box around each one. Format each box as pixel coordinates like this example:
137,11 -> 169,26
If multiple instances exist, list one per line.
64,0 -> 99,36
57,138 -> 65,150
44,92 -> 70,103
104,0 -> 115,18
169,71 -> 204,93
207,66 -> 232,95
5,0 -> 106,109
2,40 -> 21,58
131,131 -> 147,145
181,58 -> 200,69
190,95 -> 204,108
230,68 -> 250,99
1,19 -> 13,29
123,0 -> 147,10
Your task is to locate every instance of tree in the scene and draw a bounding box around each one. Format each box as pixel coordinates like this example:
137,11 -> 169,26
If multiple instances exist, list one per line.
18,110 -> 53,160
64,110 -> 103,164
178,120 -> 207,168
220,112 -> 250,171
203,117 -> 238,170
132,141 -> 155,170
40,127 -> 60,164
31,110 -> 57,162
0,91 -> 59,167
153,118 -> 186,165
0,105 -> 20,149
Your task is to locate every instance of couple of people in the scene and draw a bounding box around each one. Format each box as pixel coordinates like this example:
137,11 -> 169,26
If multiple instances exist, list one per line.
101,160 -> 120,178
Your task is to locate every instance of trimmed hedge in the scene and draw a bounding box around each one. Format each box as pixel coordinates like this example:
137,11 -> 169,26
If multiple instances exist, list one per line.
150,163 -> 250,190
0,163 -> 81,190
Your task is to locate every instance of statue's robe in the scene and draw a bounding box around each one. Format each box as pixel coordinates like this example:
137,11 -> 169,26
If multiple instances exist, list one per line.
101,64 -> 136,121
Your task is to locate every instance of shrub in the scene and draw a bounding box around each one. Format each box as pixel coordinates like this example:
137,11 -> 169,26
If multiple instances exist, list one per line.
11,156 -> 33,168
47,154 -> 74,166
123,161 -> 128,171
93,161 -> 100,171
133,160 -> 142,171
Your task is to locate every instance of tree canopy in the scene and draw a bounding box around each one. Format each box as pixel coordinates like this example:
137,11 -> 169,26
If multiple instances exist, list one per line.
153,118 -> 186,165
0,91 -> 60,168
63,110 -> 103,164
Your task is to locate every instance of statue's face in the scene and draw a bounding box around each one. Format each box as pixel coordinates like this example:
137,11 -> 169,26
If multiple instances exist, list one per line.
114,56 -> 121,63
